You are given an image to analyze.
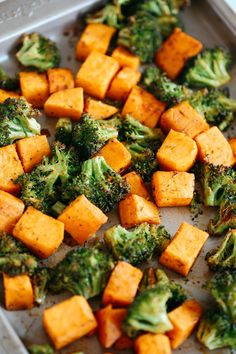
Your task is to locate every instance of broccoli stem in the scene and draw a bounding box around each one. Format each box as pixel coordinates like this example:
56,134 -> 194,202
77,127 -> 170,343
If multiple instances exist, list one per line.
51,201 -> 66,217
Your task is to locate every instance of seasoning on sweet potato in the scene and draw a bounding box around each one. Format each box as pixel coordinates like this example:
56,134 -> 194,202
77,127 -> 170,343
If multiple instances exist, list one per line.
0,191 -> 25,233
0,89 -> 20,103
19,71 -> 49,108
112,46 -> 140,71
135,333 -> 172,354
47,68 -> 74,94
84,97 -> 118,120
123,171 -> 150,200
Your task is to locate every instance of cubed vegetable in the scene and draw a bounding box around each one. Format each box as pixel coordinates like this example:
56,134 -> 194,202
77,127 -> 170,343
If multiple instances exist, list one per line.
229,137 -> 236,159
84,97 -> 118,119
0,191 -> 25,233
123,171 -> 150,200
47,68 -> 74,94
0,89 -> 20,103
135,333 -> 172,354
112,46 -> 140,71
3,273 -> 34,310
19,72 -> 49,108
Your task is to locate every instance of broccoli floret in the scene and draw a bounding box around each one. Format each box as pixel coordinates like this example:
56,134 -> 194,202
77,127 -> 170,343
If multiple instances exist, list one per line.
32,268 -> 50,306
0,233 -> 28,254
206,229 -> 236,270
197,310 -> 236,350
28,344 -> 54,354
0,67 -> 19,91
0,97 -> 41,147
16,33 -> 60,71
104,223 -> 170,265
208,201 -> 236,236
55,118 -> 73,145
183,48 -> 232,88
48,247 -> 114,299
62,156 -> 130,213
0,253 -> 38,276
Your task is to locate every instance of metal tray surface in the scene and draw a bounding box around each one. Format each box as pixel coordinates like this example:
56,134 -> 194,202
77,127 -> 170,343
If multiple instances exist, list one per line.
0,1 -> 236,353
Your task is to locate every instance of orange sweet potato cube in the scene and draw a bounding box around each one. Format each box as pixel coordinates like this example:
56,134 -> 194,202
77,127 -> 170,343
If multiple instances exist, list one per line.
167,299 -> 203,349
0,144 -> 24,194
47,68 -> 74,94
159,222 -> 209,276
3,274 -> 34,311
112,46 -> 140,71
122,86 -> 166,128
229,137 -> 236,158
13,206 -> 64,259
155,28 -> 203,80
157,129 -> 198,172
76,23 -> 116,61
107,67 -> 141,102
84,97 -> 118,119
135,333 -> 172,354
16,135 -> 51,173
160,101 -> 209,138
195,126 -> 234,166
19,71 -> 49,108
58,195 -> 108,245
152,171 -> 195,207
0,89 -> 20,103
43,295 -> 97,350
123,171 -> 150,200
76,51 -> 120,100
0,191 -> 25,233
119,194 -> 160,228
102,261 -> 142,307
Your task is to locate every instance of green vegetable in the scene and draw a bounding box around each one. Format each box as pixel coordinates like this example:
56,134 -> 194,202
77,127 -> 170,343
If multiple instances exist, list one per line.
55,118 -> 73,146
28,344 -> 54,354
32,268 -> 50,306
0,233 -> 28,254
0,253 -> 38,276
208,201 -> 236,236
0,67 -> 19,91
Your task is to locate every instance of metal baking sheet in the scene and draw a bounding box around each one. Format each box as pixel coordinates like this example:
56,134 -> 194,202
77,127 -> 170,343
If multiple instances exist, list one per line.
0,0 -> 236,353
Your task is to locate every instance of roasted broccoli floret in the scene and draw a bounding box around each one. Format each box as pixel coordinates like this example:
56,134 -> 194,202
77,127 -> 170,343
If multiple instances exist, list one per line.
104,223 -> 170,265
0,233 -> 28,254
208,201 -> 236,236
0,253 -> 38,276
206,229 -> 236,270
0,67 -> 19,91
183,48 -> 232,88
49,247 -> 114,299
62,156 -> 130,213
16,33 -> 60,71
55,118 -> 73,145
28,344 -> 54,354
32,268 -> 50,306
0,97 -> 41,147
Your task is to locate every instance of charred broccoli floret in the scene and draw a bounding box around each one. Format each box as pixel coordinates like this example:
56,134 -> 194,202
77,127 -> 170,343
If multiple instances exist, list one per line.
62,156 -> 130,213
208,201 -> 236,236
49,247 -> 114,299
0,253 -> 38,276
0,67 -> 19,91
0,97 -> 41,147
104,223 -> 170,265
16,33 -> 60,71
55,118 -> 73,146
32,268 -> 50,306
0,233 -> 28,254
28,344 -> 54,354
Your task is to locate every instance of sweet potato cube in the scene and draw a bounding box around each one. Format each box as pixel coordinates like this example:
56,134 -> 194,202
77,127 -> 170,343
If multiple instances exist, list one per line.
58,195 -> 108,245
3,274 -> 34,311
44,87 -> 84,120
96,305 -> 127,348
0,89 -> 20,103
43,295 -> 97,350
122,86 -> 166,128
229,138 -> 236,157
0,144 -> 24,194
119,194 -> 160,228
19,71 -> 49,108
159,222 -> 209,276
84,97 -> 118,119
107,67 -> 141,102
0,191 -> 25,233
13,206 -> 64,259
152,171 -> 195,207
135,333 -> 172,354
76,51 -> 120,99
112,46 -> 140,71
160,101 -> 209,138
76,23 -> 116,61
102,261 -> 142,307
98,138 -> 131,173
195,126 -> 234,166
167,299 -> 203,349
16,135 -> 51,173
157,129 -> 198,172
155,28 -> 203,80
47,68 -> 74,94
123,171 -> 150,200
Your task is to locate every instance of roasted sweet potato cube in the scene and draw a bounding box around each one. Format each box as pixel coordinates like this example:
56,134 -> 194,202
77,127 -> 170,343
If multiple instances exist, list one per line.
157,129 -> 198,172
58,195 -> 108,245
160,101 -> 209,138
102,261 -> 142,307
43,295 -> 97,350
159,222 -> 209,276
13,206 -> 64,259
112,46 -> 140,71
152,171 -> 195,207
119,194 -> 160,228
3,274 -> 34,311
155,28 -> 203,80
76,23 -> 116,61
122,86 -> 166,128
0,89 -> 20,103
195,126 -> 234,166
84,97 -> 118,119
229,137 -> 236,158
123,171 -> 150,200
16,135 -> 51,173
47,68 -> 74,94
19,71 -> 49,108
135,333 -> 172,354
0,144 -> 24,194
0,191 -> 25,233
76,51 -> 120,100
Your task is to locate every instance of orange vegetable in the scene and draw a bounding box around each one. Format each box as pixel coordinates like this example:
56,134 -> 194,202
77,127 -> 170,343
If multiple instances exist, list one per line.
0,191 -> 25,233
112,46 -> 140,71
123,171 -> 150,200
3,274 -> 34,311
19,71 -> 49,108
229,137 -> 236,158
84,97 -> 118,119
0,89 -> 20,103
47,68 -> 74,94
135,333 -> 172,354
114,334 -> 134,350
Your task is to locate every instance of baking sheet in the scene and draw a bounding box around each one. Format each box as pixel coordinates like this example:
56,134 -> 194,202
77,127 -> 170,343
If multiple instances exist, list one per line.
0,0 -> 236,353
